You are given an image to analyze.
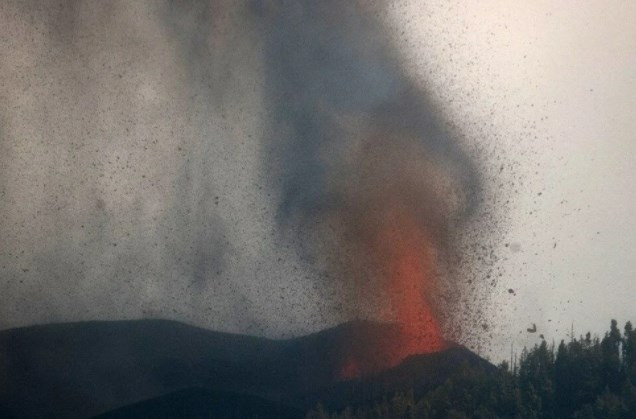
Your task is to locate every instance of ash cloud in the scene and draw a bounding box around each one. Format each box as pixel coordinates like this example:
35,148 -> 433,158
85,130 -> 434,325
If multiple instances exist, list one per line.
0,1 -> 261,331
0,1 -> 486,339
260,1 -> 482,326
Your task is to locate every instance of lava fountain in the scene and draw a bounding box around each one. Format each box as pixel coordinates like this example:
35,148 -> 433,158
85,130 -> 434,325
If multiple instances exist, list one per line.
338,206 -> 448,379
331,135 -> 460,378
261,1 -> 480,379
374,208 -> 447,357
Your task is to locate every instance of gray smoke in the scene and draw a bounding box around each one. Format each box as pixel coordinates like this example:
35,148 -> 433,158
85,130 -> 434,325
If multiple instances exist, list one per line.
0,1 -> 483,337
260,1 -> 481,325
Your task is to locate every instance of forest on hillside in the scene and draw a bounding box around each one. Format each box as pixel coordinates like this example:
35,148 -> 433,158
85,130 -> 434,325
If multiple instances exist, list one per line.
307,320 -> 636,419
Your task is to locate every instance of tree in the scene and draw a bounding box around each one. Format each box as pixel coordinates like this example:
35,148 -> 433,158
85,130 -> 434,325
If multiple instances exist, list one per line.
601,319 -> 623,391
314,320 -> 636,419
624,321 -> 636,382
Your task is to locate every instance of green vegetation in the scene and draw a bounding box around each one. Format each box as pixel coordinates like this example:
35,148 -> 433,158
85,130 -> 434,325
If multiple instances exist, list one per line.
307,320 -> 636,419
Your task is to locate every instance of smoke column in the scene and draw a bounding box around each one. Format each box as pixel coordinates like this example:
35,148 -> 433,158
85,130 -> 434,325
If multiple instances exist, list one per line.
260,1 -> 481,375
0,0 -> 486,373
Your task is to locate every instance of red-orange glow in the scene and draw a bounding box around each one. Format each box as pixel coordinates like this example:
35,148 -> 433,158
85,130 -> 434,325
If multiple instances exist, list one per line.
339,357 -> 361,380
338,206 -> 447,379
378,208 -> 446,356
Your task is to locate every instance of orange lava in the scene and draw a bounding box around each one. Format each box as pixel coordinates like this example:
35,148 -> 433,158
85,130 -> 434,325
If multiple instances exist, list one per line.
339,357 -> 361,380
338,206 -> 447,379
377,208 -> 447,361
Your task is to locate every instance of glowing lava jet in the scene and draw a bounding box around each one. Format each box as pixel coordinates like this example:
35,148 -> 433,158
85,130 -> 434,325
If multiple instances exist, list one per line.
333,137 -> 459,379
261,1 -> 480,381
337,208 -> 449,379
376,208 -> 447,358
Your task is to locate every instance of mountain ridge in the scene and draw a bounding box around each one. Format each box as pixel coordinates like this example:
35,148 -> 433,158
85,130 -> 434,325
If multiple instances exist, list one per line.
0,319 -> 492,418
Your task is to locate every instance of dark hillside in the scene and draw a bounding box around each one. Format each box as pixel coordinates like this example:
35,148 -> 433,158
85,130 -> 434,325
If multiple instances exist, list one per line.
0,319 -> 491,418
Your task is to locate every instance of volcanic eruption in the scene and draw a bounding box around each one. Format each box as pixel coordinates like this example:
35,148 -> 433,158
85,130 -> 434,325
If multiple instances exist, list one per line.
261,1 -> 480,378
327,132 -> 468,378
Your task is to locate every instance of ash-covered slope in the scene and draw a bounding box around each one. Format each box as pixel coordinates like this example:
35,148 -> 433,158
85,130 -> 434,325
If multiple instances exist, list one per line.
0,320 -> 275,418
93,387 -> 302,419
287,345 -> 495,411
0,319 -> 492,418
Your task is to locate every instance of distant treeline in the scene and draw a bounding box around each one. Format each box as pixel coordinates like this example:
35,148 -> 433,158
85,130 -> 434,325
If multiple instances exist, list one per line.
307,320 -> 636,419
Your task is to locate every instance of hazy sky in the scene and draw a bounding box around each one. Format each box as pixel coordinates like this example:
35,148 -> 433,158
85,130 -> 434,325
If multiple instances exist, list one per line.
0,1 -> 634,361
389,0 -> 636,358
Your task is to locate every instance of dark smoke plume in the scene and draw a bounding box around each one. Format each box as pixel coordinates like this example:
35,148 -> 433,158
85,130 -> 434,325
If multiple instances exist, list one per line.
259,1 -> 481,368
0,0 -> 485,356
